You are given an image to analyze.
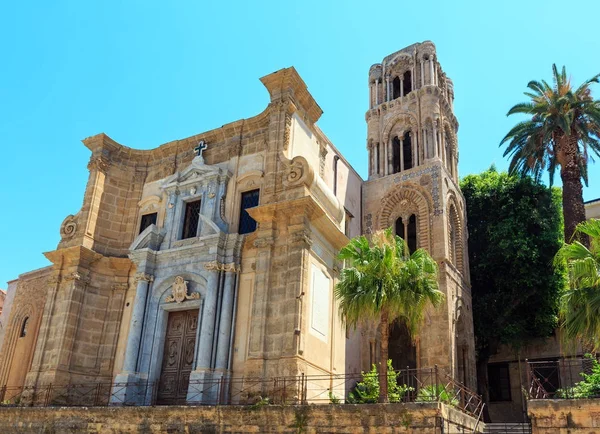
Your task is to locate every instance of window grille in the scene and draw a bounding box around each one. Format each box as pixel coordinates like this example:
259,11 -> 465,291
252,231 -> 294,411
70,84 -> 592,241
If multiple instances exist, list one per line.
239,189 -> 260,235
181,200 -> 201,239
139,213 -> 158,234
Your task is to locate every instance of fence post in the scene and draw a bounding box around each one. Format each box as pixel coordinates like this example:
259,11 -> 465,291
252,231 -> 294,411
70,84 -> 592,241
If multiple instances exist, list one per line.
525,359 -> 531,399
434,365 -> 439,400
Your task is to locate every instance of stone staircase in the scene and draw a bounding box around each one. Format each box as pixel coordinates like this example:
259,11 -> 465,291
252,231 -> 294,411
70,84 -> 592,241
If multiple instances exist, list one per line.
483,423 -> 531,434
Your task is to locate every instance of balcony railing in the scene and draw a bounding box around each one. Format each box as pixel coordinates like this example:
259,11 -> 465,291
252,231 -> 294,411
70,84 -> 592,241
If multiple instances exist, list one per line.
0,366 -> 483,419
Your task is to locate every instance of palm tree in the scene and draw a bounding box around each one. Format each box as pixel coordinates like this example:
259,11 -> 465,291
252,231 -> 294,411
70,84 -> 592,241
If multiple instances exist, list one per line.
500,64 -> 600,243
554,219 -> 600,351
335,228 -> 443,403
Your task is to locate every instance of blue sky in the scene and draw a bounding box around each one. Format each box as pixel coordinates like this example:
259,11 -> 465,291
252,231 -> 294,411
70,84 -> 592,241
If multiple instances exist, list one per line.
1,0 -> 599,287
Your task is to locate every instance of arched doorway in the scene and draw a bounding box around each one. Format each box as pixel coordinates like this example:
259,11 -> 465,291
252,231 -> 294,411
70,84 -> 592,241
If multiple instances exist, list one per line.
388,319 -> 417,371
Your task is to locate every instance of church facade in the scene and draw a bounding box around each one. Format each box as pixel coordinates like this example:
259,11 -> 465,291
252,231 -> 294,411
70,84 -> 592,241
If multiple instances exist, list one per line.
0,41 -> 476,403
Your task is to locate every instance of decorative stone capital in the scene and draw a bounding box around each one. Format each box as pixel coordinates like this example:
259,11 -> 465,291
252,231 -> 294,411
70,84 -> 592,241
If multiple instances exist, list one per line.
112,283 -> 129,292
222,263 -> 240,273
134,272 -> 154,283
87,155 -> 110,174
204,261 -> 221,271
64,272 -> 90,287
253,237 -> 275,249
290,230 -> 313,247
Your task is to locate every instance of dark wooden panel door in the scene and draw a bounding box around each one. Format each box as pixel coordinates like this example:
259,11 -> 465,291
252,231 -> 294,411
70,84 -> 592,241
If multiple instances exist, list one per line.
157,309 -> 198,405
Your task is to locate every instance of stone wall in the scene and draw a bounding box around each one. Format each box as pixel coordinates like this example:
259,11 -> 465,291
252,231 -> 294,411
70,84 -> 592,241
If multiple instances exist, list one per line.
0,403 -> 483,433
528,399 -> 600,433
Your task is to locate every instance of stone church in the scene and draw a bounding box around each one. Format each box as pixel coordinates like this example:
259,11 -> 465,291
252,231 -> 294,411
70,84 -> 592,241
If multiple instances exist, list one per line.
0,41 -> 476,404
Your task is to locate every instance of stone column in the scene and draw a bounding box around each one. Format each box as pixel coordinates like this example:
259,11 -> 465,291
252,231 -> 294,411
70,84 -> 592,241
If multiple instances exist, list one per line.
385,77 -> 390,101
430,58 -> 435,85
375,79 -> 379,105
420,60 -> 425,87
122,273 -> 153,373
433,124 -> 438,159
399,137 -> 404,172
215,268 -> 237,371
400,78 -> 404,97
383,140 -> 388,176
388,140 -> 394,174
369,82 -> 373,108
196,265 -> 220,369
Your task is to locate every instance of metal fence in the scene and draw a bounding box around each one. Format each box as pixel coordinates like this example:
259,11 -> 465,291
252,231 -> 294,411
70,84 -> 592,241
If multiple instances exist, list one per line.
0,366 -> 483,418
527,356 -> 599,399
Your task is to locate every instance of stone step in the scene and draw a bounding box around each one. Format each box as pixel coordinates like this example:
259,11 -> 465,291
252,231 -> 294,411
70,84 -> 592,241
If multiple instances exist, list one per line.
483,423 -> 531,434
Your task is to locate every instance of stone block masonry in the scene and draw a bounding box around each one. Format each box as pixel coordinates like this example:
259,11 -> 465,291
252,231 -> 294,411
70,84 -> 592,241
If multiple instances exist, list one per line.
0,403 -> 483,433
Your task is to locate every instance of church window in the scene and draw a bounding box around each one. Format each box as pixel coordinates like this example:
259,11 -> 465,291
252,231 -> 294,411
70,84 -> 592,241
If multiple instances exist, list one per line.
392,77 -> 401,99
488,363 -> 511,401
403,71 -> 412,95
20,317 -> 29,338
402,131 -> 413,170
392,136 -> 401,173
239,189 -> 260,235
395,214 -> 418,253
181,200 -> 201,239
139,212 -> 157,234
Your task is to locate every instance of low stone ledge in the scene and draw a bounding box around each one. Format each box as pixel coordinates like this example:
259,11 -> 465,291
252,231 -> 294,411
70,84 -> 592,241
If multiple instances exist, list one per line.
528,399 -> 600,433
0,402 -> 483,433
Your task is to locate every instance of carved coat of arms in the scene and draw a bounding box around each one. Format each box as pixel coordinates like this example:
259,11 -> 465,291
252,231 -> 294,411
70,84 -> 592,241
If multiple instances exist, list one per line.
165,276 -> 200,303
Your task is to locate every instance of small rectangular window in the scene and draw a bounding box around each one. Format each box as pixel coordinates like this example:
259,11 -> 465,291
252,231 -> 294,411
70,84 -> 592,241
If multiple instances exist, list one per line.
488,363 -> 511,401
239,189 -> 260,235
181,200 -> 201,239
344,208 -> 353,237
139,213 -> 158,234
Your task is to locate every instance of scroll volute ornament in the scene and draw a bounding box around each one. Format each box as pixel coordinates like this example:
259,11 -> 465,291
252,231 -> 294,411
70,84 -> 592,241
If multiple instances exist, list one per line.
165,276 -> 200,304
60,214 -> 79,240
284,155 -> 314,188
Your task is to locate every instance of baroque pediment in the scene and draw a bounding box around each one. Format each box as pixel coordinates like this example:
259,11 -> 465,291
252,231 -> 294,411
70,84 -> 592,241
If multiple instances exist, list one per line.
161,156 -> 229,191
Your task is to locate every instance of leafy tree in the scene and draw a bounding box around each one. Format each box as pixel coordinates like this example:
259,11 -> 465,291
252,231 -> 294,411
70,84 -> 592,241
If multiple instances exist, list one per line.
335,228 -> 443,403
460,168 -> 565,420
347,360 -> 413,404
555,219 -> 600,351
500,64 -> 600,244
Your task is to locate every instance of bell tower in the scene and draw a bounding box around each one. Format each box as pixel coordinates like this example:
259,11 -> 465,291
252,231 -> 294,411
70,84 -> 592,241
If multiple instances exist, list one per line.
362,41 -> 476,388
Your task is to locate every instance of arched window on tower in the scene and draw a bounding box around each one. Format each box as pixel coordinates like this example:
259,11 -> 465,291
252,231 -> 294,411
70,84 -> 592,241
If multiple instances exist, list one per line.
402,131 -> 413,170
449,219 -> 456,265
403,71 -> 412,96
392,77 -> 401,99
20,317 -> 29,338
395,214 -> 418,253
392,136 -> 401,173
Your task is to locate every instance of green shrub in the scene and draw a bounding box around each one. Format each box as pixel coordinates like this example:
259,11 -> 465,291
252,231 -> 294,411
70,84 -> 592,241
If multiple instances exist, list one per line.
556,355 -> 600,399
416,384 -> 459,406
347,360 -> 413,403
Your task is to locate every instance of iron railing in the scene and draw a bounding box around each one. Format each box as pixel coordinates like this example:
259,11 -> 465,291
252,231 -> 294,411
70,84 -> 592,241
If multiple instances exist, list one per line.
0,366 -> 483,419
527,356 -> 599,399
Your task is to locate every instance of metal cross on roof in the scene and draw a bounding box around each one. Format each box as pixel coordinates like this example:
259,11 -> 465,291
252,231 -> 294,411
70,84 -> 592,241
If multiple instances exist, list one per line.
194,140 -> 207,158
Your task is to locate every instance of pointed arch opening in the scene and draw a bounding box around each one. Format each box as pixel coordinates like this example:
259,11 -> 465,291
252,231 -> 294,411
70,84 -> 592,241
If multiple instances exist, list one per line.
402,131 -> 413,170
20,317 -> 29,338
395,214 -> 418,253
403,71 -> 412,95
392,136 -> 401,174
389,319 -> 417,371
448,203 -> 464,272
392,76 -> 401,99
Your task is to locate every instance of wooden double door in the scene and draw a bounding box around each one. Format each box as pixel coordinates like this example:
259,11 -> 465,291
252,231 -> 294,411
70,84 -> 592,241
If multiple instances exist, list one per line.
157,309 -> 199,405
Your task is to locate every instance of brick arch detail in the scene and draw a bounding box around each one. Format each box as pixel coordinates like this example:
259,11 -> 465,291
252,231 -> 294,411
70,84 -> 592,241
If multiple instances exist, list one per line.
377,184 -> 433,252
